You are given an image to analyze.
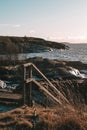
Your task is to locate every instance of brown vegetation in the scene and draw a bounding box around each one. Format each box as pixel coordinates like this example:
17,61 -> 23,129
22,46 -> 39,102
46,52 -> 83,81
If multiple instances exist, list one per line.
0,105 -> 86,130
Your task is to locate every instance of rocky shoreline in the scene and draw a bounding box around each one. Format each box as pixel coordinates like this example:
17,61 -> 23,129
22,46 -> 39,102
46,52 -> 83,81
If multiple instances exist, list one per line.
20,57 -> 87,106
26,57 -> 87,79
0,57 -> 87,105
0,57 -> 87,129
0,36 -> 69,54
0,57 -> 87,80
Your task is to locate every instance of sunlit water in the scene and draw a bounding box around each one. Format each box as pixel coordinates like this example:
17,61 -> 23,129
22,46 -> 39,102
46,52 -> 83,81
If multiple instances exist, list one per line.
19,44 -> 87,63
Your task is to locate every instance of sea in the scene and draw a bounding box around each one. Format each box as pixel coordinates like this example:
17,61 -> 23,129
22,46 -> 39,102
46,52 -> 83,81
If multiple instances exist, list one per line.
19,43 -> 87,63
0,43 -> 87,63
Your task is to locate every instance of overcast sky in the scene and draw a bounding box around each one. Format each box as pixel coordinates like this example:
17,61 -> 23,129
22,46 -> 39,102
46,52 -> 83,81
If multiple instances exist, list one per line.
0,0 -> 87,43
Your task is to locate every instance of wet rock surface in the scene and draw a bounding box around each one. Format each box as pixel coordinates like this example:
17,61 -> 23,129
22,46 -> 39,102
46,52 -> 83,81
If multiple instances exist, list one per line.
27,57 -> 87,79
0,57 -> 87,106
0,57 -> 87,80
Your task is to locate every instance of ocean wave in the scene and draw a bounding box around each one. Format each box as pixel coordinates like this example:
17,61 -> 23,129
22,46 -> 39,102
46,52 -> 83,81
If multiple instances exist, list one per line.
69,67 -> 86,78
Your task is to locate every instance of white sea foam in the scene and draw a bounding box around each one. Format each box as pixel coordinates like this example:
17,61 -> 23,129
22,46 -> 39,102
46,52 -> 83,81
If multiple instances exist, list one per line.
69,67 -> 86,78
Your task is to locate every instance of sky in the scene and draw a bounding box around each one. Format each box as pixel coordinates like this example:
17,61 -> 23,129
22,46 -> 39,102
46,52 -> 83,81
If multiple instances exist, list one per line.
0,0 -> 87,43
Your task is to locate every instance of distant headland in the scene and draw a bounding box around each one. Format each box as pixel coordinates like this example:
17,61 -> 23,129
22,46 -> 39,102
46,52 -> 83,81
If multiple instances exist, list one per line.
0,36 -> 69,54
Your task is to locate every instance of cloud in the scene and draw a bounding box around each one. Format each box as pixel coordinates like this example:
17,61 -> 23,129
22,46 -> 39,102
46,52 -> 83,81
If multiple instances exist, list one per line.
29,30 -> 35,34
12,24 -> 21,28
47,35 -> 87,43
28,30 -> 36,37
0,24 -> 9,27
47,36 -> 66,42
0,24 -> 21,28
67,35 -> 86,40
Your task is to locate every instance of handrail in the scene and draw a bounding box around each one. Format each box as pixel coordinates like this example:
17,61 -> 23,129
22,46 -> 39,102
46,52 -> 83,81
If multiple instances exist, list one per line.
23,62 -> 69,105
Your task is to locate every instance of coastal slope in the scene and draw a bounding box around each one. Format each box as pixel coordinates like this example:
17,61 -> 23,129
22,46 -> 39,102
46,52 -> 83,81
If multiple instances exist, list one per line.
0,36 -> 69,54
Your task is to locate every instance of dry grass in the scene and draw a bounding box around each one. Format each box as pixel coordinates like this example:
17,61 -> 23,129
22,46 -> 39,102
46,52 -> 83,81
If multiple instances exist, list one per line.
0,105 -> 86,130
38,105 -> 87,130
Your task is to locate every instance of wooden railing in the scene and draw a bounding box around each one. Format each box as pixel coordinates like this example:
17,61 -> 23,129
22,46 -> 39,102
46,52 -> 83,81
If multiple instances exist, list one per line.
22,63 -> 69,106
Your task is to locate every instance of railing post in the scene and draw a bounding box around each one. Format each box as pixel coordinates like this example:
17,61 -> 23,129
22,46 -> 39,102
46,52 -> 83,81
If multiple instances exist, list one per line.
29,65 -> 32,106
23,65 -> 26,105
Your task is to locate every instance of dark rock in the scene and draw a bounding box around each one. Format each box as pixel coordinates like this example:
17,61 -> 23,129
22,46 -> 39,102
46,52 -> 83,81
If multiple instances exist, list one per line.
0,36 -> 69,54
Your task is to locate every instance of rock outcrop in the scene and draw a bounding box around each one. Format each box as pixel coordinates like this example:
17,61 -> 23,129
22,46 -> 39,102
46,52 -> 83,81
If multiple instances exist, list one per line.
27,57 -> 87,79
0,36 -> 69,54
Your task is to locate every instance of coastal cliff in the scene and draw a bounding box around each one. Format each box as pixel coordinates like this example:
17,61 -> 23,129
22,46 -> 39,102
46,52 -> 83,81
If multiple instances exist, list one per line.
0,36 -> 69,54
